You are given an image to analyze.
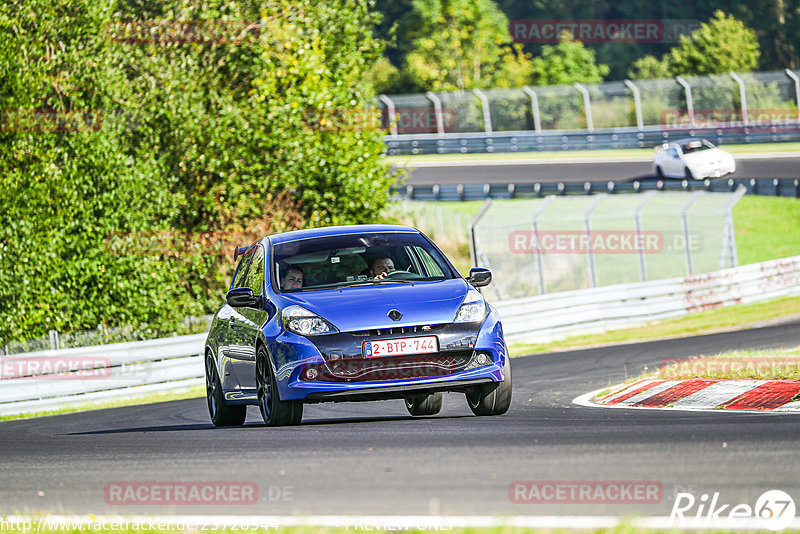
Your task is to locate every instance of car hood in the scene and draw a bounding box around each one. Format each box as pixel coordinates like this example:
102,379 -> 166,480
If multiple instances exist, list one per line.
277,278 -> 470,332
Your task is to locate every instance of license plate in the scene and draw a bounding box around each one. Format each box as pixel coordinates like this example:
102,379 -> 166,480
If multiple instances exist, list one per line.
363,336 -> 438,358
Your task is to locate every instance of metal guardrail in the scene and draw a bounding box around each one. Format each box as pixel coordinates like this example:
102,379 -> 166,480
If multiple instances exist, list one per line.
385,125 -> 800,156
395,178 -> 800,201
493,255 -> 800,344
0,334 -> 205,416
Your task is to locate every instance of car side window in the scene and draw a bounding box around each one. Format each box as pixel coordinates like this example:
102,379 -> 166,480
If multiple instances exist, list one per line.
231,254 -> 250,289
244,245 -> 265,294
232,247 -> 255,289
668,147 -> 679,159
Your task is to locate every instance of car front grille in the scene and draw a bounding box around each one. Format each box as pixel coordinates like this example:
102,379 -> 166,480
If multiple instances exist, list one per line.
302,351 -> 473,382
349,324 -> 447,337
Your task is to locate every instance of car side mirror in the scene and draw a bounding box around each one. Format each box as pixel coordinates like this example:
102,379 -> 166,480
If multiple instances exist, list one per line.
468,268 -> 492,287
226,287 -> 261,309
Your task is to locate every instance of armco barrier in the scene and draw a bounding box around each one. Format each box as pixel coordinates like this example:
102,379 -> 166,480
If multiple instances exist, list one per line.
493,255 -> 800,343
395,178 -> 800,201
1,256 -> 798,415
385,124 -> 800,156
0,334 -> 205,416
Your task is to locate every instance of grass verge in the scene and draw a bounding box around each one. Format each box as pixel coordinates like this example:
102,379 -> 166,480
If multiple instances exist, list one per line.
0,385 -> 204,422
508,295 -> 800,357
733,196 -> 800,265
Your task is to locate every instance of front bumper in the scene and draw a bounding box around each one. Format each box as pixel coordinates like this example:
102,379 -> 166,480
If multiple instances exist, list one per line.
266,307 -> 507,402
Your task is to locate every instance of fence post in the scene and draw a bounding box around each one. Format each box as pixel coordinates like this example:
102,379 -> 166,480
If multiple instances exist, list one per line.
583,196 -> 604,288
729,72 -> 749,126
532,196 -> 555,295
48,329 -> 60,350
634,192 -> 656,282
522,86 -> 542,133
675,76 -> 695,128
425,91 -> 445,136
681,191 -> 703,276
624,79 -> 644,130
473,88 -> 492,134
786,69 -> 800,122
724,186 -> 746,268
378,94 -> 398,137
468,199 -> 493,269
573,83 -> 594,132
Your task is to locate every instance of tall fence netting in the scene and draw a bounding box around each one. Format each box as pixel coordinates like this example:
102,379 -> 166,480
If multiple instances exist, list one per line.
471,190 -> 744,301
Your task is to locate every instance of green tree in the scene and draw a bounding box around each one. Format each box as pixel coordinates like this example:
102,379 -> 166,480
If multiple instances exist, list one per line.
399,0 -> 533,91
629,11 -> 760,79
667,10 -> 760,75
628,55 -> 672,80
529,31 -> 610,86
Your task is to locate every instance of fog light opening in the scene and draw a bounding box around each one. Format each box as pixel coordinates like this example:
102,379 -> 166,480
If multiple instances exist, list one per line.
305,368 -> 318,380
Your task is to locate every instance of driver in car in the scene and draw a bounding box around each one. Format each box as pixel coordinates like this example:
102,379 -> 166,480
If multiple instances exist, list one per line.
280,263 -> 304,290
370,257 -> 394,280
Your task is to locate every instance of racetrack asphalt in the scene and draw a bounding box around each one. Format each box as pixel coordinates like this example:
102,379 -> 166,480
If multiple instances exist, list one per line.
398,155 -> 800,185
1,320 -> 800,518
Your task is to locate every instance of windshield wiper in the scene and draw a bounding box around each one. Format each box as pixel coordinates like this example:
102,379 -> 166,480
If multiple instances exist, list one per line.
337,279 -> 413,288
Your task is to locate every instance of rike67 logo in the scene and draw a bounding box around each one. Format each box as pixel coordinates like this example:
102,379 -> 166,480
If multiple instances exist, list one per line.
671,489 -> 796,530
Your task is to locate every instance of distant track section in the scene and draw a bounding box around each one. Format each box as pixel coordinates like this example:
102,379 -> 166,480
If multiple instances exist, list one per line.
397,156 -> 800,186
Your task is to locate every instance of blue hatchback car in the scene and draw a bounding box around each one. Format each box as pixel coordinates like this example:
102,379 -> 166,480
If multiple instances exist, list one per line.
204,224 -> 511,426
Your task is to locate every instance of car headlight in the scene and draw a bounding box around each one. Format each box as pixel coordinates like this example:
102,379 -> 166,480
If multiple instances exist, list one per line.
282,305 -> 338,336
454,290 -> 487,323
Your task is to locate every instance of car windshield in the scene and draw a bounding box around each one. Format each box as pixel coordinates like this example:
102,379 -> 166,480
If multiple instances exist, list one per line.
272,232 -> 456,292
681,139 -> 714,154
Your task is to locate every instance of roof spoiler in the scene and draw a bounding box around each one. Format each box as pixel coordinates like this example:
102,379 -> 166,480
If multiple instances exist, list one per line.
233,244 -> 251,261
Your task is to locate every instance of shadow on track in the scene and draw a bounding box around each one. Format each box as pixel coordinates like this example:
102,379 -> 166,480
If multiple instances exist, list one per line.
67,414 -> 472,434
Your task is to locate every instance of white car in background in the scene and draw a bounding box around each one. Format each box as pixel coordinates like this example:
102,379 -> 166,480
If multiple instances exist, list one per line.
653,138 -> 736,180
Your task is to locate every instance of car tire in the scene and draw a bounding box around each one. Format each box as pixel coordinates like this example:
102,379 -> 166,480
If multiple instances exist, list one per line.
206,354 -> 246,426
405,392 -> 443,416
256,345 -> 303,426
466,356 -> 512,416
685,167 -> 695,180
655,166 -> 664,180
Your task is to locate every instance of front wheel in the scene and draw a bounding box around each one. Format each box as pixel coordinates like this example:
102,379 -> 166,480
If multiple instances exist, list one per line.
466,356 -> 512,416
256,346 -> 303,426
206,354 -> 246,426
405,392 -> 443,416
684,167 -> 695,180
655,166 -> 665,180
